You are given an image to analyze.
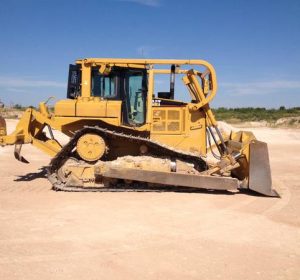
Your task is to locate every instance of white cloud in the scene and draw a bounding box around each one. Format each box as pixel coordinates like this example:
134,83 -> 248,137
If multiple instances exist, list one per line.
219,80 -> 300,96
6,88 -> 33,94
0,76 -> 66,106
0,76 -> 66,88
117,0 -> 161,7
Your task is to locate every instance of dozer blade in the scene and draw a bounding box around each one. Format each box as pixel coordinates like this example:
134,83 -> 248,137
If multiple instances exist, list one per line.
248,141 -> 279,197
14,144 -> 29,164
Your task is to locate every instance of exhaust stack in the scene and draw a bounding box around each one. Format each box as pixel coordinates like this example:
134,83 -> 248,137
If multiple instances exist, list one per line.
170,64 -> 175,99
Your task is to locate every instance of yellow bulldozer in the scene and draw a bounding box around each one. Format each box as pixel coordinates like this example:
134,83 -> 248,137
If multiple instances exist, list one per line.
0,58 -> 277,196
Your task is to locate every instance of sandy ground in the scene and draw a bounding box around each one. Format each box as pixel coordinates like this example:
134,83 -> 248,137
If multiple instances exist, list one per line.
0,120 -> 299,280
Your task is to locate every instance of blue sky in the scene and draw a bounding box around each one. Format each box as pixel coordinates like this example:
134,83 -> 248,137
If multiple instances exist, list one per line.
0,0 -> 299,108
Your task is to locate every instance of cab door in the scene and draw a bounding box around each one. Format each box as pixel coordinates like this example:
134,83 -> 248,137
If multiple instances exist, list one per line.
122,69 -> 147,126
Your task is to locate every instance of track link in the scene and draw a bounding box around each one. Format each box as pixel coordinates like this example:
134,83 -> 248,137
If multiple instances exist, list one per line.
47,126 -> 208,192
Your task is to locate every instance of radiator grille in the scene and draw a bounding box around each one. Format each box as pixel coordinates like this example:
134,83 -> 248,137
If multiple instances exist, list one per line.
152,109 -> 181,133
168,121 -> 180,131
168,110 -> 180,120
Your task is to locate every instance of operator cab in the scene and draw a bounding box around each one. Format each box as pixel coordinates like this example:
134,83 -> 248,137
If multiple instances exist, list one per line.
67,64 -> 147,127
90,66 -> 147,126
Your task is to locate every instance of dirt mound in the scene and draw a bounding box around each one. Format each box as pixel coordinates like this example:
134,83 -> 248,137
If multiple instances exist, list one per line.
217,121 -> 236,134
0,109 -> 23,119
275,116 -> 300,128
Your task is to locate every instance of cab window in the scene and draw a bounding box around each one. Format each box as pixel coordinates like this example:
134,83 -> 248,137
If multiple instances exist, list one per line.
91,68 -> 117,98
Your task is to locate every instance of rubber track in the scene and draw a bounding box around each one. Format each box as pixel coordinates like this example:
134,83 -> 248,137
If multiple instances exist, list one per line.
47,126 -> 207,192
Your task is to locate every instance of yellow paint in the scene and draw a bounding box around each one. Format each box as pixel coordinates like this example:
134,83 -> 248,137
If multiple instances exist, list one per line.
0,58 -> 223,159
76,133 -> 106,162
